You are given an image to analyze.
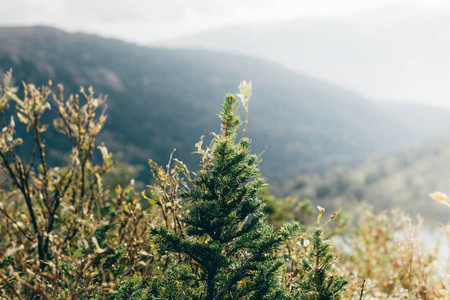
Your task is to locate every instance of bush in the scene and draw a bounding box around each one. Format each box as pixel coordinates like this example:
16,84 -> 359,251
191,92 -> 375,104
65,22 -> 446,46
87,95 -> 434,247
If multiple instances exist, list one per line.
0,73 -> 348,299
338,206 -> 449,299
0,71 -> 149,298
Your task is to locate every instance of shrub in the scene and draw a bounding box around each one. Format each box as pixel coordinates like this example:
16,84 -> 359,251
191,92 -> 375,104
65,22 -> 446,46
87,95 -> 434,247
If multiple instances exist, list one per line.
0,73 -> 349,299
0,71 -> 149,298
338,206 -> 449,299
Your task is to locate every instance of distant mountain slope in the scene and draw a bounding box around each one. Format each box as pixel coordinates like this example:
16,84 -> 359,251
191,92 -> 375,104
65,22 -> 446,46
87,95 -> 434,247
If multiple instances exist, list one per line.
1,26 -> 449,180
164,6 -> 450,108
275,138 -> 450,224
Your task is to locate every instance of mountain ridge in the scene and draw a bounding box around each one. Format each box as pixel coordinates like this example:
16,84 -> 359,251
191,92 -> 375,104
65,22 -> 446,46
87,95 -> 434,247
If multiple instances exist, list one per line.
1,26 -> 449,181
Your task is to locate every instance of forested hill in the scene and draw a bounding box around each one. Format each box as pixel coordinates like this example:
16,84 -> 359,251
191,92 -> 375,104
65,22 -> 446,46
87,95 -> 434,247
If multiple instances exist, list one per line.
1,26 -> 450,180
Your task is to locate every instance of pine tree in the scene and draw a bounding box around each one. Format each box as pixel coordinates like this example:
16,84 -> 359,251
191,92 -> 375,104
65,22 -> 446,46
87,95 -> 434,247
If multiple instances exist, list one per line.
150,90 -> 301,299
294,218 -> 348,299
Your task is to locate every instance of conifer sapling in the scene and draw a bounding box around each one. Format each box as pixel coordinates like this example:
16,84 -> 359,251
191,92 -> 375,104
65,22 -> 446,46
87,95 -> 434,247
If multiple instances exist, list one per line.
150,82 -> 301,299
293,207 -> 348,299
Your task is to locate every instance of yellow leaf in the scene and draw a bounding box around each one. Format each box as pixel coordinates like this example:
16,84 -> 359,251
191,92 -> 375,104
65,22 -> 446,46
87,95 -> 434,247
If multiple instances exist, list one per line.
95,173 -> 103,194
115,185 -> 122,194
17,112 -> 28,124
142,191 -> 155,205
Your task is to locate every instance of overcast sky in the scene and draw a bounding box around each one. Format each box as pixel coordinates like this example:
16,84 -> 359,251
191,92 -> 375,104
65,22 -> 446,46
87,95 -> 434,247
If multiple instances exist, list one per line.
2,0 -> 450,44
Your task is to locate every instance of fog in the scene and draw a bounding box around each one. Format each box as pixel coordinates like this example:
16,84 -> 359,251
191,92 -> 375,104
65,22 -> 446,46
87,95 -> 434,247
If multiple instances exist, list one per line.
163,5 -> 450,109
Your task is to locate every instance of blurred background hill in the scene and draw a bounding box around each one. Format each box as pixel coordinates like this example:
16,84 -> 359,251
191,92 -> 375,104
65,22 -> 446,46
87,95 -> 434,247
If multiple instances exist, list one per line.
1,25 -> 450,222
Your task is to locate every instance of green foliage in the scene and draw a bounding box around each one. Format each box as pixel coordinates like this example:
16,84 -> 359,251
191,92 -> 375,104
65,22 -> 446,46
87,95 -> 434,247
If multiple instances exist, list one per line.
148,264 -> 203,299
0,74 -> 351,299
109,276 -> 149,300
149,93 -> 302,299
261,189 -> 315,230
294,227 -> 348,299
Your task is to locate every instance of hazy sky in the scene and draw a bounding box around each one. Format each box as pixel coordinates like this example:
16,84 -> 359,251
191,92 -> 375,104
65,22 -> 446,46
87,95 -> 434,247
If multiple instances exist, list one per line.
3,0 -> 450,108
2,0 -> 450,44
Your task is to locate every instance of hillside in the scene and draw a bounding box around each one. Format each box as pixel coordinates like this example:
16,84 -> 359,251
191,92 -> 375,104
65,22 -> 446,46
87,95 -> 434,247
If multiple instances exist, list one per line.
274,138 -> 450,223
1,26 -> 450,181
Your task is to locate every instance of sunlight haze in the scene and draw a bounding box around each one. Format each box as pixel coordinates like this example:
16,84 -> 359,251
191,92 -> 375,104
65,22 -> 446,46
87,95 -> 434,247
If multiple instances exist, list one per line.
2,0 -> 450,108
1,0 -> 448,44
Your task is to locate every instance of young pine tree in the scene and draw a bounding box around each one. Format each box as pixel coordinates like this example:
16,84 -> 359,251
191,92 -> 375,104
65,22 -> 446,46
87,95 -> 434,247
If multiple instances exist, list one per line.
150,90 -> 301,300
293,209 -> 348,299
